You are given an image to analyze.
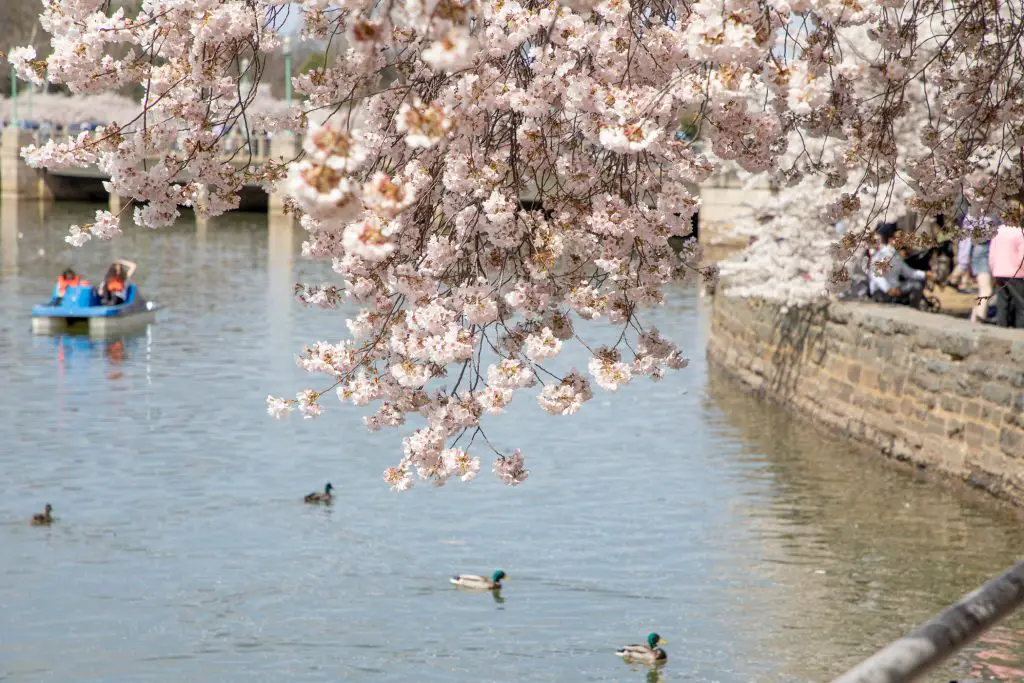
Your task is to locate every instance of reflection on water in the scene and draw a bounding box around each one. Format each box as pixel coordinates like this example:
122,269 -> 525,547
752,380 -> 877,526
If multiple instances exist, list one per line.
645,667 -> 666,683
705,369 -> 1024,681
962,626 -> 1024,680
1,201 -> 1023,683
39,333 -> 144,376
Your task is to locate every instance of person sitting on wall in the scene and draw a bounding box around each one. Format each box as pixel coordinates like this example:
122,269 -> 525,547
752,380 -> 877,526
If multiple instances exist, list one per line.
868,222 -> 931,307
50,267 -> 89,305
97,259 -> 137,306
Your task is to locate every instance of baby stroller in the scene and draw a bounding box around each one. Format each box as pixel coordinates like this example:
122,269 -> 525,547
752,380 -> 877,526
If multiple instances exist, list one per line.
870,281 -> 935,311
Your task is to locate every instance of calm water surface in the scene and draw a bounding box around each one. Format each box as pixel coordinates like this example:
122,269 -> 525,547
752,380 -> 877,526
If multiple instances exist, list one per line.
1,201 -> 1023,683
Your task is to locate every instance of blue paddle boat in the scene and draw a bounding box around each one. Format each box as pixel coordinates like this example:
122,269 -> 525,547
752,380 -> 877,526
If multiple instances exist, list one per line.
32,282 -> 159,336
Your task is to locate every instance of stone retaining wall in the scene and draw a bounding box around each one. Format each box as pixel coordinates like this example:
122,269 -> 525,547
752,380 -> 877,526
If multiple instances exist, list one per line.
707,294 -> 1024,503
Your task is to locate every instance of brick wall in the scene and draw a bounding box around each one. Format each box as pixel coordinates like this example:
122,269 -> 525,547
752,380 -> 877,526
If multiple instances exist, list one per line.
707,294 -> 1024,503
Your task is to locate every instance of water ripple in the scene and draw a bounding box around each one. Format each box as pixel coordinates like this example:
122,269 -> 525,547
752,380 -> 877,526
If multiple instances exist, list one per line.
1,204 -> 1022,682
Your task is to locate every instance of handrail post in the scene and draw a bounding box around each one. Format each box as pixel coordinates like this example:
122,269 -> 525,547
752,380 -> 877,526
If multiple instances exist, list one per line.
10,65 -> 18,128
830,560 -> 1024,683
283,36 -> 292,107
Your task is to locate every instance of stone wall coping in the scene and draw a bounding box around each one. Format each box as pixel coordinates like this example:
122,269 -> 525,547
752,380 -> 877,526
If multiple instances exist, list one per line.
832,301 -> 1023,344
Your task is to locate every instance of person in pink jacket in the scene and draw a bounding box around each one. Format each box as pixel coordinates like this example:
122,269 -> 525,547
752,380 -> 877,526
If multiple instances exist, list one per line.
988,223 -> 1024,328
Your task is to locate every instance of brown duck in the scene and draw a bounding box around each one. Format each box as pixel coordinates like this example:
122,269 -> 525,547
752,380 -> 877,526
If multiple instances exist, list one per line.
31,504 -> 54,526
304,482 -> 334,504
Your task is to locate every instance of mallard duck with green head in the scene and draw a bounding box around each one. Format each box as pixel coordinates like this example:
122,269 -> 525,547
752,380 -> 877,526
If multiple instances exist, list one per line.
616,633 -> 667,664
304,482 -> 334,504
450,569 -> 506,591
31,504 -> 54,526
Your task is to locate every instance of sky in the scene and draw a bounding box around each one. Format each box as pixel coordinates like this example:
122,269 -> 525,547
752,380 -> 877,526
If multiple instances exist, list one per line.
278,4 -> 305,36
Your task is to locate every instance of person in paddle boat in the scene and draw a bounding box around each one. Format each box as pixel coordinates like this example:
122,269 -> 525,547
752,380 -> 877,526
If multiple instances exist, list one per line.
97,259 -> 137,306
50,267 -> 89,305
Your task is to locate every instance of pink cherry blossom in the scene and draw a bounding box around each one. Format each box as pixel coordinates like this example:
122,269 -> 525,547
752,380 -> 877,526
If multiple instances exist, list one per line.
396,98 -> 453,148
537,371 -> 593,415
342,215 -> 396,262
8,46 -> 43,86
384,466 -> 414,492
493,450 -> 529,487
523,328 -> 563,362
296,390 -> 322,419
477,386 -> 514,415
487,359 -> 537,389
65,226 -> 92,248
422,27 -> 477,73
587,347 -> 633,392
266,395 -> 292,419
304,120 -> 368,172
362,172 -> 417,218
598,121 -> 662,154
288,161 -> 363,221
442,448 -> 481,482
19,0 -> 1024,491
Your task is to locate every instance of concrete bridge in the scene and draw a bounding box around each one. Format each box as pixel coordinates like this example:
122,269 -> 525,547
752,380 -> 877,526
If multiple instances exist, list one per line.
0,123 -> 774,245
0,126 -> 297,215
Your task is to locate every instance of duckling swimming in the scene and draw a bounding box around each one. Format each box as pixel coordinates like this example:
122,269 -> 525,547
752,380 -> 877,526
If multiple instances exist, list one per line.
31,504 -> 54,526
616,633 -> 667,664
304,482 -> 334,504
450,569 -> 506,591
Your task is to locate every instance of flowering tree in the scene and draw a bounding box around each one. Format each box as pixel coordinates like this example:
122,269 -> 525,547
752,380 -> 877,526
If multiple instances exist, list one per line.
716,175 -> 845,307
9,0 -> 1023,489
715,121 -> 914,307
721,12 -> 1024,306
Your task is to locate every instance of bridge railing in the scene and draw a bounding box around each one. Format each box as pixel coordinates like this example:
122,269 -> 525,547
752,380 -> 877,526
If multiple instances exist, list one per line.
30,127 -> 277,165
830,559 -> 1024,683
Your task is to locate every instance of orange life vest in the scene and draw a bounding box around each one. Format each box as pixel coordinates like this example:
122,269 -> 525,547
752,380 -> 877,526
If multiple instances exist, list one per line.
106,278 -> 125,293
57,275 -> 80,296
